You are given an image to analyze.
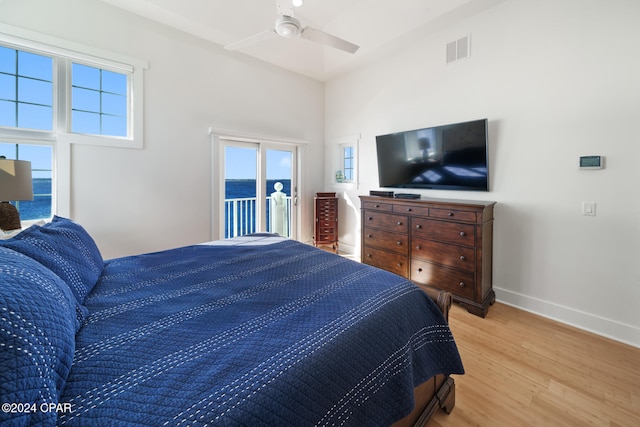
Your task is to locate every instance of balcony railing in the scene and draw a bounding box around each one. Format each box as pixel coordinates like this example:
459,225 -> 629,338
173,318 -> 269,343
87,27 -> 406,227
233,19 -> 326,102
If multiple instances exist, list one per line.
224,196 -> 292,238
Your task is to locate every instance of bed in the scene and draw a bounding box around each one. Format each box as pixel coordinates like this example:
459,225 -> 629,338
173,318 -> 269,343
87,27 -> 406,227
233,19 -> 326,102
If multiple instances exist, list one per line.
0,216 -> 464,426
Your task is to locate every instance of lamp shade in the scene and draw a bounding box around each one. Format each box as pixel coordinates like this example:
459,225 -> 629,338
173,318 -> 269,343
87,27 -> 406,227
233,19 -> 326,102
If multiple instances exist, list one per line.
0,159 -> 33,202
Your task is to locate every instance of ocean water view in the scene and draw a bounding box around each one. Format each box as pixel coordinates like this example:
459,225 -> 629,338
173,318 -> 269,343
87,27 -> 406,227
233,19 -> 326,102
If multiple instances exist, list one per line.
18,178 -> 292,237
17,178 -> 52,220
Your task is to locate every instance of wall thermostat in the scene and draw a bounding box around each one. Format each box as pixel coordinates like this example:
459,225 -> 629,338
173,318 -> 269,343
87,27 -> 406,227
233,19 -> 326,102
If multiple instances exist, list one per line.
579,155 -> 604,169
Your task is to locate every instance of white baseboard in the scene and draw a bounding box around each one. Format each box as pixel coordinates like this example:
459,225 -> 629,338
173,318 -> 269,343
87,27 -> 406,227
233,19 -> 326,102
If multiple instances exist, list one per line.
495,287 -> 640,349
336,241 -> 356,257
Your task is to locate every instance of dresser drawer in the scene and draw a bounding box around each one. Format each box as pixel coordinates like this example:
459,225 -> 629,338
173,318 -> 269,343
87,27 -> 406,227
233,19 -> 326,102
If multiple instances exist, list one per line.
362,246 -> 408,277
412,218 -> 475,247
363,211 -> 408,233
363,228 -> 408,255
362,201 -> 393,212
412,239 -> 475,272
393,204 -> 429,217
410,259 -> 475,300
429,208 -> 477,223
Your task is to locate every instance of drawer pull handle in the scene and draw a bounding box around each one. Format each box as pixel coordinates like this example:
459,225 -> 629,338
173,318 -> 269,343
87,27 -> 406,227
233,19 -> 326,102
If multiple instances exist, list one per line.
406,208 -> 412,212
396,241 -> 402,246
396,221 -> 403,226
415,224 -> 422,229
367,234 -> 373,238
396,263 -> 402,268
417,268 -> 423,273
368,217 -> 373,221
459,231 -> 466,237
448,212 -> 454,217
375,204 -> 380,208
460,255 -> 466,261
459,282 -> 466,288
416,245 -> 422,250
367,253 -> 372,258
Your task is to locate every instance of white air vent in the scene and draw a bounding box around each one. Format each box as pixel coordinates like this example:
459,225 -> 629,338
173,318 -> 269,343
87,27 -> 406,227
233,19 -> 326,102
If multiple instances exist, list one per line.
446,35 -> 470,63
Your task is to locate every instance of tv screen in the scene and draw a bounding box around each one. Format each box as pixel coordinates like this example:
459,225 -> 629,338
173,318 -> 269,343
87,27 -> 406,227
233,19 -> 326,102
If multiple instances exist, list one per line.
376,119 -> 489,191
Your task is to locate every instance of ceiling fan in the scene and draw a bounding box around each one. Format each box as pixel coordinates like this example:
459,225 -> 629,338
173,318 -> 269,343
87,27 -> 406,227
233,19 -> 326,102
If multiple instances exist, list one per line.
224,0 -> 359,54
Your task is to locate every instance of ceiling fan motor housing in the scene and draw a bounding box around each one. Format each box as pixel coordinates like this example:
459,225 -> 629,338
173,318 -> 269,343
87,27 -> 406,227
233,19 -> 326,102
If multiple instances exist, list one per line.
275,16 -> 302,37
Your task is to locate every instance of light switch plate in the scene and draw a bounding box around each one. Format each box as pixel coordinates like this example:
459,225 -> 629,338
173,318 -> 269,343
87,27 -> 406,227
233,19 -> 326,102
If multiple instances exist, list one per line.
582,202 -> 596,216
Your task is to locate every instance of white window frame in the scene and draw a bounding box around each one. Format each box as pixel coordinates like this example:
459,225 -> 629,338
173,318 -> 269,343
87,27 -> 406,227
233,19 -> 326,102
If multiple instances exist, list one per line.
328,134 -> 360,188
0,24 -> 147,149
0,24 -> 148,218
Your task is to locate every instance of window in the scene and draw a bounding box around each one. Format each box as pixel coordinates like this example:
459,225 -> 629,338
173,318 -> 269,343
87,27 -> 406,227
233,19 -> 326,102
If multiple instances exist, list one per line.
71,63 -> 128,137
343,146 -> 354,182
0,24 -> 147,220
329,134 -> 359,187
0,43 -> 135,141
0,143 -> 52,221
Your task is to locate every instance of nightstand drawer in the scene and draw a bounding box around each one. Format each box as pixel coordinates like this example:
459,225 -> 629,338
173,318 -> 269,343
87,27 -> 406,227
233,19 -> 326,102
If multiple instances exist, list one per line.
362,228 -> 408,255
412,239 -> 475,272
411,260 -> 475,300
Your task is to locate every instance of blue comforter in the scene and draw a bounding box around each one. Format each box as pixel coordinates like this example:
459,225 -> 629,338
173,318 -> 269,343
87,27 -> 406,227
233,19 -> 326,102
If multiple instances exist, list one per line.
56,235 -> 463,426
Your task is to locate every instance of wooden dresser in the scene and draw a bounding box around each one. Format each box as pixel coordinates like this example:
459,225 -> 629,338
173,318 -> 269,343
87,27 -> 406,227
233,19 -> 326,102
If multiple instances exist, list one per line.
360,195 -> 496,317
314,193 -> 339,253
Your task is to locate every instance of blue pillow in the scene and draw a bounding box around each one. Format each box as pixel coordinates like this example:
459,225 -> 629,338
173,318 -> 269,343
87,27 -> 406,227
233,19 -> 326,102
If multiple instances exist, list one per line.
0,247 -> 78,426
0,216 -> 104,305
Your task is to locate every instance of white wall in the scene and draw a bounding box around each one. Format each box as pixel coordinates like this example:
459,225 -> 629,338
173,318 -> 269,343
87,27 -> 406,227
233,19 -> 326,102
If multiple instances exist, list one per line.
1,0 -> 325,259
325,0 -> 640,347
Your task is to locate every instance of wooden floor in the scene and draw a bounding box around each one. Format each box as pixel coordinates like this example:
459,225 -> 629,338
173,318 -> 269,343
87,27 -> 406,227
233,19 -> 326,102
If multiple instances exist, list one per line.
429,302 -> 640,427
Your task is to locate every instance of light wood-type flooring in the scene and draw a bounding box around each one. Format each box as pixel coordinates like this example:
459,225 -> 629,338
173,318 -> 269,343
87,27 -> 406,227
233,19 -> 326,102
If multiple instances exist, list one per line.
429,302 -> 640,426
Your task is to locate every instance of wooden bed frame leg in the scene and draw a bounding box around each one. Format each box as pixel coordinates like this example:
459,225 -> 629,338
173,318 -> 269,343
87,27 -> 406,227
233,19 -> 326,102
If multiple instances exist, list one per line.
436,377 -> 456,414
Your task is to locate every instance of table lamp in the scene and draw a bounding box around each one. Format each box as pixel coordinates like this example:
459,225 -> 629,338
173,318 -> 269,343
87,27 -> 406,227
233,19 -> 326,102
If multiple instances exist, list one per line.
0,158 -> 33,231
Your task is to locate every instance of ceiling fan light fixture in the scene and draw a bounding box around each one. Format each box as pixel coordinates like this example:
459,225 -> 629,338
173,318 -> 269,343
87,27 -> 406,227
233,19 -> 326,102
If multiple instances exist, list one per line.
275,16 -> 302,38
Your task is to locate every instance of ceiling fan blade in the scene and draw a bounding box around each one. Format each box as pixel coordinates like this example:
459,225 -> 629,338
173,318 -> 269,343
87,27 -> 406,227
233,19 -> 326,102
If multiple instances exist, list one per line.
224,29 -> 276,51
301,27 -> 359,54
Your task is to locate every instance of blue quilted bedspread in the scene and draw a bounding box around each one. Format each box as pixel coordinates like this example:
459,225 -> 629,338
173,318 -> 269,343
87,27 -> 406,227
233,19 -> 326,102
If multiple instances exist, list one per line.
58,236 -> 463,426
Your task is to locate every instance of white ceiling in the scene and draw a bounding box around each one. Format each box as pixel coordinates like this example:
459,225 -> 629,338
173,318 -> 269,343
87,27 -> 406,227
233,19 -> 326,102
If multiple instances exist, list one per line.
99,0 -> 506,81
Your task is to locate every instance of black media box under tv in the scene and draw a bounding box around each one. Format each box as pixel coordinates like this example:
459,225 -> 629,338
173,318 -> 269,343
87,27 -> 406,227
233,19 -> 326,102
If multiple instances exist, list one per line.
395,193 -> 421,199
369,190 -> 394,198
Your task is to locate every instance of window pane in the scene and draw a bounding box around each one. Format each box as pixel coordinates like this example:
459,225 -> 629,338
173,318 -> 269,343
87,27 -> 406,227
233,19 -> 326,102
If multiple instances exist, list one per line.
18,103 -> 52,130
19,144 -> 51,173
18,77 -> 52,105
344,146 -> 353,157
102,92 -> 126,116
0,101 -> 16,127
72,63 -> 100,89
344,169 -> 352,181
0,143 -> 52,221
102,115 -> 127,137
72,110 -> 100,134
102,70 -> 126,94
72,87 -> 100,112
17,51 -> 52,81
0,74 -> 16,100
0,46 -> 16,73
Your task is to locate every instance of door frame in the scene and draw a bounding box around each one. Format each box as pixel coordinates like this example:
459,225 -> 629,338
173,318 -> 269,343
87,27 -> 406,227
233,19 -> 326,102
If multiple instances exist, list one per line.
209,127 -> 306,241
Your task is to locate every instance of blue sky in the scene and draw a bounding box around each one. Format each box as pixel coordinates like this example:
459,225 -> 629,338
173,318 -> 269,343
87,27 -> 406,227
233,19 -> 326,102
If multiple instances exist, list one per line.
225,146 -> 292,180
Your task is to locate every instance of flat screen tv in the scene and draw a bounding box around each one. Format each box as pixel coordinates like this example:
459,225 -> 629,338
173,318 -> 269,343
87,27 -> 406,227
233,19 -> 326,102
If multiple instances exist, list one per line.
375,119 -> 489,191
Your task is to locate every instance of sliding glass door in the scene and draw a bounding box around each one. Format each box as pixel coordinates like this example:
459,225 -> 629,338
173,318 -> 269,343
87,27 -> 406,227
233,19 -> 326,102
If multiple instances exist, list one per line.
222,141 -> 297,239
